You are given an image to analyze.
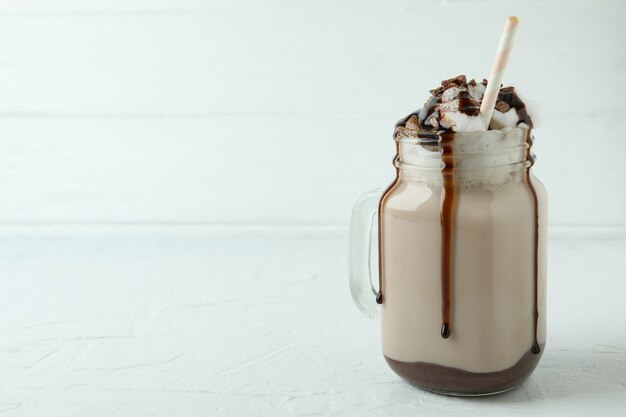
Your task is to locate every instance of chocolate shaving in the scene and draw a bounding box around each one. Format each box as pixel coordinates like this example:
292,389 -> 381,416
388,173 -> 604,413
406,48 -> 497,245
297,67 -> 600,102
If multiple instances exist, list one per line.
494,101 -> 511,113
441,74 -> 467,90
405,115 -> 420,130
430,86 -> 445,96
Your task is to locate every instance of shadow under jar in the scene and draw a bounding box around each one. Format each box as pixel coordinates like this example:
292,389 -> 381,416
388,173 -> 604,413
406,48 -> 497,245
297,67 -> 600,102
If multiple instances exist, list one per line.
349,127 -> 547,396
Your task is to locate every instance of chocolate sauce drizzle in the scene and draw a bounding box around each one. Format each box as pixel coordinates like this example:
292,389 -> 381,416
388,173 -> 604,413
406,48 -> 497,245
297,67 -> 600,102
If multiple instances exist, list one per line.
439,132 -> 456,339
382,77 -> 540,354
376,140 -> 401,305
524,133 -> 541,354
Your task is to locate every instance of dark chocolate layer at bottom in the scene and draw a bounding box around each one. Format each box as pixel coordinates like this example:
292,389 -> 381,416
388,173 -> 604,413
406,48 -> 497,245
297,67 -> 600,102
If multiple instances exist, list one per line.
384,345 -> 544,396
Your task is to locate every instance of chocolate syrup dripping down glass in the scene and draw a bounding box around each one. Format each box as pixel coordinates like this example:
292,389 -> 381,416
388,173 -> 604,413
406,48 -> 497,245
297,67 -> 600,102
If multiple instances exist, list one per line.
439,132 -> 456,339
376,139 -> 401,305
524,132 -> 541,355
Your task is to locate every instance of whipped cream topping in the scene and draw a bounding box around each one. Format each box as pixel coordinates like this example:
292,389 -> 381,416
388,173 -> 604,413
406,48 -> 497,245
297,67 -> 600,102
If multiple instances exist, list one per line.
395,75 -> 533,136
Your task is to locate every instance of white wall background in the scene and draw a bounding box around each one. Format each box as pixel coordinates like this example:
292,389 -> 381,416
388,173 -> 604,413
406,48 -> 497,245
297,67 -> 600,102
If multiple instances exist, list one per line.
0,0 -> 624,227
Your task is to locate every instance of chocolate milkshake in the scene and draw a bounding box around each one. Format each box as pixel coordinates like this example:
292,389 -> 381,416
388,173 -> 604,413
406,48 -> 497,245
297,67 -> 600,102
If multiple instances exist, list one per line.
349,75 -> 547,395
382,75 -> 546,394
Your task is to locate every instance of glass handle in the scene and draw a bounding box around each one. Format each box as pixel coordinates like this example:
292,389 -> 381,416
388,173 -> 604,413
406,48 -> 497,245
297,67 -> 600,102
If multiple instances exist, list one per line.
349,189 -> 382,321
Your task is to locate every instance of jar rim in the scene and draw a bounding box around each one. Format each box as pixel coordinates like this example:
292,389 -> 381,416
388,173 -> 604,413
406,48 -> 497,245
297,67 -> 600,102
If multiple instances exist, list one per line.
394,126 -> 531,146
394,125 -> 534,176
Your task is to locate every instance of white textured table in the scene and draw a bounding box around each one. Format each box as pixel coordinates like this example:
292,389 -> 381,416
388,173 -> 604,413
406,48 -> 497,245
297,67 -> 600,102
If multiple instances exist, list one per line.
0,228 -> 625,416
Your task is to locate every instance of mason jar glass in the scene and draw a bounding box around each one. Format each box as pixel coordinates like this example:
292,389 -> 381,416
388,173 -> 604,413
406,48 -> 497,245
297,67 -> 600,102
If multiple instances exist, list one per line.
349,127 -> 547,396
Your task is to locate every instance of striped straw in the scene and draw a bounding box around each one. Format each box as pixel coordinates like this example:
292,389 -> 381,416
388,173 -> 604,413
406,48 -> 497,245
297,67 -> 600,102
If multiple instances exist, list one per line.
479,16 -> 520,129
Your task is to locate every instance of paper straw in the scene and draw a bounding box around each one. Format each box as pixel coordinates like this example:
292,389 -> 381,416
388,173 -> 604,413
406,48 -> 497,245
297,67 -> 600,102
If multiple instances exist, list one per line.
479,16 -> 520,129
